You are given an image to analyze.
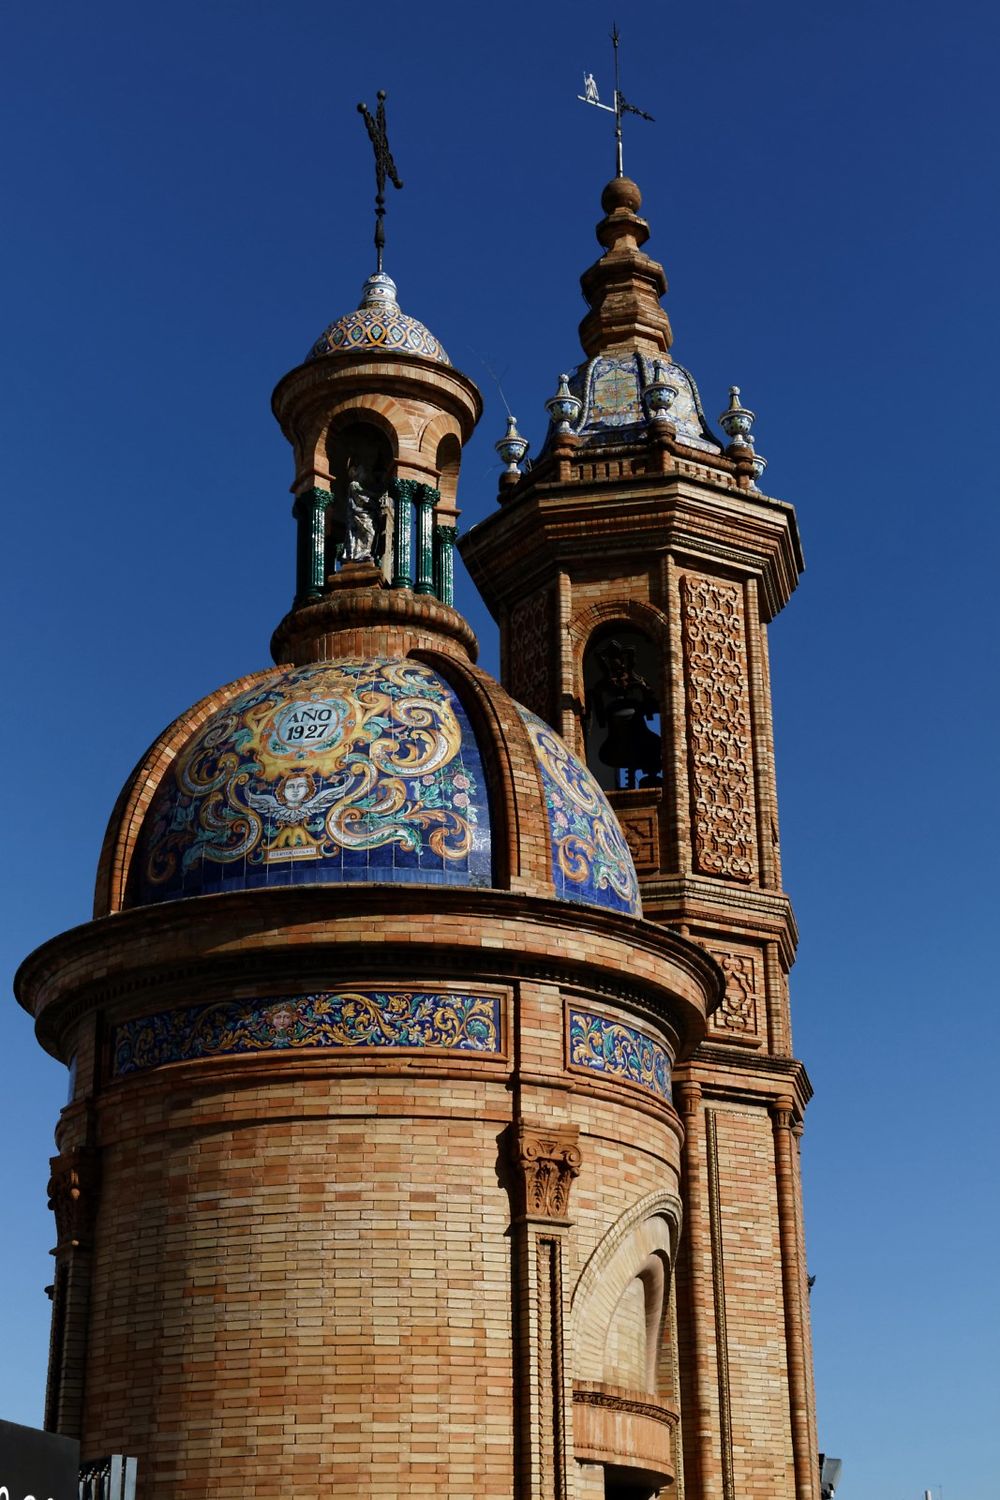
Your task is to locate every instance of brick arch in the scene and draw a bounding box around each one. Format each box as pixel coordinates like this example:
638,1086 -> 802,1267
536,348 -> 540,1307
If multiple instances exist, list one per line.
413,648 -> 554,897
317,403 -> 401,465
416,410 -> 461,459
567,598 -> 670,692
569,1189 -> 681,1394
566,599 -> 671,769
297,399 -> 407,480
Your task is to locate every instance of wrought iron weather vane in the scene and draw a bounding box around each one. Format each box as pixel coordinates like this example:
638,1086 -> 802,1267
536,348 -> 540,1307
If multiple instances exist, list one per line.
357,90 -> 403,274
577,25 -> 654,177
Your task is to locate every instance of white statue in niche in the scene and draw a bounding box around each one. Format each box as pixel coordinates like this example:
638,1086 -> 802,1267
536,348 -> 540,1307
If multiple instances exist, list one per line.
344,463 -> 390,566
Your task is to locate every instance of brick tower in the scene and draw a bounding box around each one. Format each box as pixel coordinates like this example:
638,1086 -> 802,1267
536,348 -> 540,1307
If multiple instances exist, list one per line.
15,250 -> 745,1498
461,174 -> 818,1500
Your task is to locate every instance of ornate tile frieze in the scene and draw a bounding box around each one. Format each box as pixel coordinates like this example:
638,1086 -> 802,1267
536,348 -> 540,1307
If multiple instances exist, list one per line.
112,990 -> 503,1076
567,1008 -> 671,1101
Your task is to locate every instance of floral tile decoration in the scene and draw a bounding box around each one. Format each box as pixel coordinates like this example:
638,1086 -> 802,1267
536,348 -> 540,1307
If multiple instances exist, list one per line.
544,353 -> 721,454
112,990 -> 503,1076
567,1007 -> 671,1101
516,707 -> 640,916
133,659 -> 492,905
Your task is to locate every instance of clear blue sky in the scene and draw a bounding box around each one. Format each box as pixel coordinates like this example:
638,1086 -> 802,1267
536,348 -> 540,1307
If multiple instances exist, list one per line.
2,3 -> 997,1496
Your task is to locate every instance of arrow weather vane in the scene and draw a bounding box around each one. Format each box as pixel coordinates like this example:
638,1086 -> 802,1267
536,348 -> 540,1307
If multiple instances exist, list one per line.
578,25 -> 654,177
357,90 -> 403,274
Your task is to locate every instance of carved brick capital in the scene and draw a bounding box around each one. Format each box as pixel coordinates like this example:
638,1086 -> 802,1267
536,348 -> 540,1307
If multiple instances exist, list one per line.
674,1080 -> 703,1118
47,1148 -> 100,1253
770,1095 -> 796,1133
510,1122 -> 582,1221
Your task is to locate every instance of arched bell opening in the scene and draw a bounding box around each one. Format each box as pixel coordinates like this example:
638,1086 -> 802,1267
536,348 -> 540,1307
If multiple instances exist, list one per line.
325,419 -> 396,579
583,625 -> 664,793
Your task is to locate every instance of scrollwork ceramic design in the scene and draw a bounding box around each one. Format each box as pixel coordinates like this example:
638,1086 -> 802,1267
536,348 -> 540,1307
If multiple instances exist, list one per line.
517,708 -> 640,916
113,990 -> 503,1075
568,1008 -> 671,1100
136,659 -> 491,904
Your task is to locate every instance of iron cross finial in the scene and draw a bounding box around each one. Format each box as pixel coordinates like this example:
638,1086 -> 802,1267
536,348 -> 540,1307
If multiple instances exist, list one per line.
577,25 -> 654,178
357,90 -> 403,274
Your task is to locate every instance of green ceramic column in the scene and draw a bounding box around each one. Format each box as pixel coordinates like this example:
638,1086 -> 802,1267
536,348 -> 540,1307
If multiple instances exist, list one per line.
293,488 -> 332,603
434,523 -> 456,607
415,484 -> 439,595
391,478 -> 416,590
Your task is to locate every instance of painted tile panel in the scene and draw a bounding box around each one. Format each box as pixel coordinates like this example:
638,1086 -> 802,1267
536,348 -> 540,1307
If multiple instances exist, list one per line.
113,990 -> 503,1076
516,707 -> 640,916
133,659 -> 492,905
568,1007 -> 672,1101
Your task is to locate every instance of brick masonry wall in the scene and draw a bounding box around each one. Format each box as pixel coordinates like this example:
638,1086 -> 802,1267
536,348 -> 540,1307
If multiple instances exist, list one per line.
85,1076 -> 516,1498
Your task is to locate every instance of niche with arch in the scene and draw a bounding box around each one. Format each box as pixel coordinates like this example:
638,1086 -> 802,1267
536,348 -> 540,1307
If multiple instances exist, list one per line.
602,1251 -> 669,1394
571,1200 -> 681,1499
324,419 -> 395,577
582,624 -> 664,792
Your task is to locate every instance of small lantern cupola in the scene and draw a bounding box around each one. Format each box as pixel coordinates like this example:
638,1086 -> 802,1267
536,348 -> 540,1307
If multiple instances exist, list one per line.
269,268 -> 482,666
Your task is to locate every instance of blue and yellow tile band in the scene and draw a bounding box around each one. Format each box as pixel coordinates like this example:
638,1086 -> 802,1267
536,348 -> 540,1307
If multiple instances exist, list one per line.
113,990 -> 503,1076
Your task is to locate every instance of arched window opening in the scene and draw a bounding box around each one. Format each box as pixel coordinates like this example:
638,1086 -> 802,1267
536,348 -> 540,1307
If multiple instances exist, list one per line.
435,434 -> 461,510
583,626 -> 663,792
325,421 -> 395,578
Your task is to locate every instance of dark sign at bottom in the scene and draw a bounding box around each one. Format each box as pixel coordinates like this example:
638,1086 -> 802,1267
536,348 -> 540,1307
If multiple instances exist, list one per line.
0,1418 -> 80,1500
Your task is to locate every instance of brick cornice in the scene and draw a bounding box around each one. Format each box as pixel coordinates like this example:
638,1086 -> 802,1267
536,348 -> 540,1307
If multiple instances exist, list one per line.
674,1047 -> 813,1116
17,884 -> 724,1063
461,473 -> 803,623
641,876 -> 799,965
269,582 -> 479,667
271,348 -> 482,445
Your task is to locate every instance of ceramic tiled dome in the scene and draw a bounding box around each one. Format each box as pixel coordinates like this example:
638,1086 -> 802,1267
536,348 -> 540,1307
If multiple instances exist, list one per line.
118,656 -> 640,917
307,271 -> 451,365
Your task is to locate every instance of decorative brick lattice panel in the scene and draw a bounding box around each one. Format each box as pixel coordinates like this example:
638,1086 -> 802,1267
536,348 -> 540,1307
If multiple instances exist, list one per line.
709,952 -> 760,1039
508,587 -> 553,722
611,795 -> 660,872
680,576 -> 756,881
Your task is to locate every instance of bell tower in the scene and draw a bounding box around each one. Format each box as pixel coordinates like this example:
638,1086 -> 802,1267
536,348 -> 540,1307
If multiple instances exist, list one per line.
461,175 -> 819,1500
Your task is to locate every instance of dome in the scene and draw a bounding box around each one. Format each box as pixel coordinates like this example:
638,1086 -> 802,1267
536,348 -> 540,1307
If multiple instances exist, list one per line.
543,351 -> 721,455
118,657 -> 640,918
307,272 -> 451,365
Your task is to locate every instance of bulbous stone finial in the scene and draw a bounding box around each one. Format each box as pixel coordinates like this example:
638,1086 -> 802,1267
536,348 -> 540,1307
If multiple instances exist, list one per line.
719,385 -> 756,448
601,176 -> 643,215
579,178 -> 673,358
545,374 -> 583,434
642,359 -> 680,424
496,415 -> 529,474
